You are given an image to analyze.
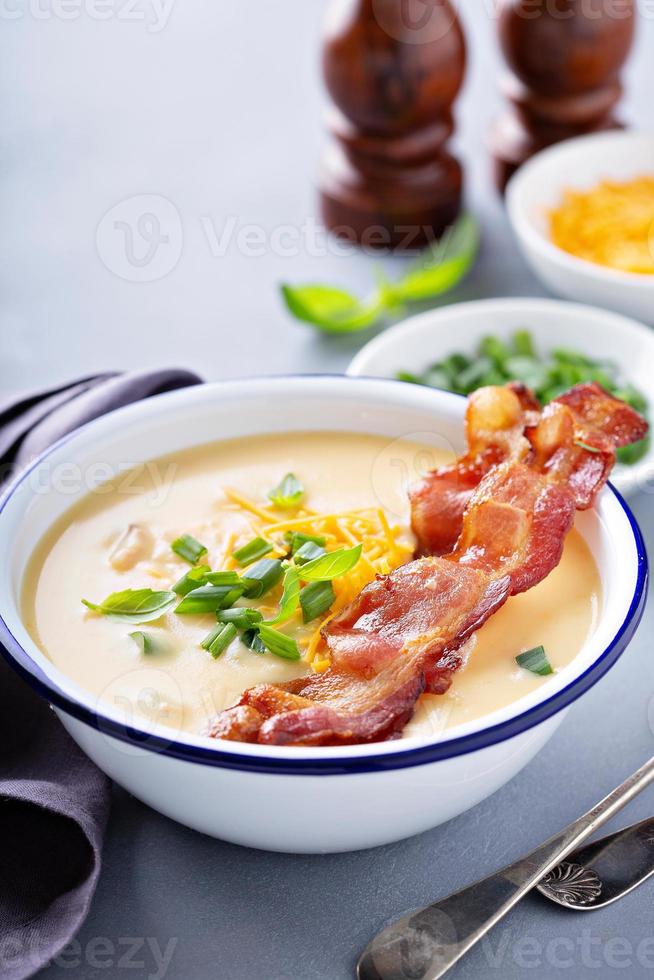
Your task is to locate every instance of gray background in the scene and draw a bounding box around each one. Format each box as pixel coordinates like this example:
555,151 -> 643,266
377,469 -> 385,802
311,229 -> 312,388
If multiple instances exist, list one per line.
2,1 -> 654,978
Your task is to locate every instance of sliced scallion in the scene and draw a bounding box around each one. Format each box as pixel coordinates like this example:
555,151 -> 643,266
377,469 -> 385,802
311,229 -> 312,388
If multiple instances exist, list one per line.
257,624 -> 301,661
129,631 -> 157,654
300,581 -> 335,623
285,531 -> 326,554
294,541 -> 327,565
201,622 -> 238,659
241,558 -> 283,599
573,439 -> 602,454
233,537 -> 273,567
216,607 -> 264,629
172,565 -> 209,596
175,584 -> 244,615
242,627 -> 267,654
171,534 -> 208,565
268,473 -> 305,509
515,645 -> 554,676
172,568 -> 243,597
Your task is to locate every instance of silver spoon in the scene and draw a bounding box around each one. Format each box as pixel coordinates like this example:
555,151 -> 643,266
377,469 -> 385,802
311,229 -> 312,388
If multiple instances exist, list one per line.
357,754 -> 654,980
538,815 -> 654,910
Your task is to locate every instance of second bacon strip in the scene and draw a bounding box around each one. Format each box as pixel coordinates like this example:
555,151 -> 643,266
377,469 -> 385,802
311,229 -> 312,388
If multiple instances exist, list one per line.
209,383 -> 647,747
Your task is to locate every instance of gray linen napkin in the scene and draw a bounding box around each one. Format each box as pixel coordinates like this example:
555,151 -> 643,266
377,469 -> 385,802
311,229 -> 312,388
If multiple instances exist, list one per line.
0,368 -> 202,979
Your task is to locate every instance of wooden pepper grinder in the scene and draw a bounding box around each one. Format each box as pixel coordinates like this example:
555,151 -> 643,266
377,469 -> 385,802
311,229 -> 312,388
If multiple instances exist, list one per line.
491,0 -> 636,192
320,0 -> 467,250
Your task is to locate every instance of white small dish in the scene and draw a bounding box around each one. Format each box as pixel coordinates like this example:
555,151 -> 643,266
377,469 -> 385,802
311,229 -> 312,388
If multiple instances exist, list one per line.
347,297 -> 654,498
506,131 -> 654,323
0,377 -> 646,852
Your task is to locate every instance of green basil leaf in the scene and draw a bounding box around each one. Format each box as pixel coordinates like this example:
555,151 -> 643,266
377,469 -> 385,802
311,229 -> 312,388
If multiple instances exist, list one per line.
280,284 -> 382,334
257,624 -> 301,661
82,589 -> 176,624
268,473 -> 305,509
298,544 -> 362,582
515,645 -> 554,676
266,565 -> 300,625
391,214 -> 479,304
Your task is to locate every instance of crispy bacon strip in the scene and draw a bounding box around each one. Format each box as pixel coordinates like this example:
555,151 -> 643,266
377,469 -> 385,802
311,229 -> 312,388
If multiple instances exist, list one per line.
209,384 -> 647,747
410,381 -> 646,554
409,383 -> 539,555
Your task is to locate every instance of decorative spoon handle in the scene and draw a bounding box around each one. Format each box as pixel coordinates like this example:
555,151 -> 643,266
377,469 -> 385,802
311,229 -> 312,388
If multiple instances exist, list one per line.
357,755 -> 654,980
538,815 -> 654,910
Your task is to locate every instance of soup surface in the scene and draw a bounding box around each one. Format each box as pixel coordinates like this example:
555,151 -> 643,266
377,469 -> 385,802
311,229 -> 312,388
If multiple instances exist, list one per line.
22,432 -> 601,741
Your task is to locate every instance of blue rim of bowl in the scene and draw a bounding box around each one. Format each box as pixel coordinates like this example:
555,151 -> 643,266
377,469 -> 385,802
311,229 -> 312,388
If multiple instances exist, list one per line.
0,377 -> 648,777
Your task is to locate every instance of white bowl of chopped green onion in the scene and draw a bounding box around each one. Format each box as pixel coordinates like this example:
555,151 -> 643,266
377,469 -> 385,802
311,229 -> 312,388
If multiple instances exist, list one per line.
348,297 -> 654,497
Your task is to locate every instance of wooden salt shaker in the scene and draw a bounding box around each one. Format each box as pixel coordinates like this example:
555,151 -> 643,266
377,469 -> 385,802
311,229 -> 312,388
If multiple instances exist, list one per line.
491,0 -> 636,192
319,0 -> 467,250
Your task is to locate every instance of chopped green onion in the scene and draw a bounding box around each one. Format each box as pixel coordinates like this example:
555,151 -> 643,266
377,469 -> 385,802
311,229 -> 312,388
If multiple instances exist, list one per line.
82,589 -> 176,624
300,581 -> 335,624
233,537 -> 273,567
172,568 -> 243,597
574,439 -> 602,454
241,558 -> 283,599
216,607 -> 264,629
479,335 -> 510,369
172,565 -> 209,596
268,473 -> 305,509
394,330 -> 648,466
257,624 -> 301,661
266,566 -> 300,625
512,329 -> 536,358
285,531 -> 326,554
175,584 -> 244,614
293,541 -> 327,565
203,571 -> 244,586
515,645 -> 554,676
242,628 -> 267,654
129,631 -> 157,654
171,534 -> 208,565
201,622 -> 238,659
298,544 -> 362,582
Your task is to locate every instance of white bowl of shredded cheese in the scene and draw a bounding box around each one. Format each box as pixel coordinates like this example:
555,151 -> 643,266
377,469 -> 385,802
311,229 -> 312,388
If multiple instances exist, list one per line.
506,131 -> 654,324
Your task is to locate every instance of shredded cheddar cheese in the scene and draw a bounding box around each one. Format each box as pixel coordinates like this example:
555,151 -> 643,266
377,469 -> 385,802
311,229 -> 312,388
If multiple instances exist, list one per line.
222,489 -> 414,671
549,176 -> 654,275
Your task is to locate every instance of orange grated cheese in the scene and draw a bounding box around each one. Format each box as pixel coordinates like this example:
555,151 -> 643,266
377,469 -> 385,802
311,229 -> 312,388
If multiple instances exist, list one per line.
219,490 -> 416,672
549,176 -> 654,275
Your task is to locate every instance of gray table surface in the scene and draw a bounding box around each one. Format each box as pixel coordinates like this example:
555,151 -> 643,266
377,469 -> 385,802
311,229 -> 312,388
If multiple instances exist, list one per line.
2,2 -> 654,978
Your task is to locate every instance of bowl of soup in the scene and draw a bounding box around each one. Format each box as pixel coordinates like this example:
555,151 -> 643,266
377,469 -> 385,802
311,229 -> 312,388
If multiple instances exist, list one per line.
0,377 -> 647,852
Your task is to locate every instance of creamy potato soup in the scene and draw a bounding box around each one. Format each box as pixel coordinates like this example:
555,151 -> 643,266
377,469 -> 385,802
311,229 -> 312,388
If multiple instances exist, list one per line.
22,432 -> 601,742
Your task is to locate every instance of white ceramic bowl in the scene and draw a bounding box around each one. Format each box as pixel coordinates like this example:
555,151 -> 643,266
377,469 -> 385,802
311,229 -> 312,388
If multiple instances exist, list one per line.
348,297 -> 654,498
507,131 -> 654,322
0,378 -> 647,853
